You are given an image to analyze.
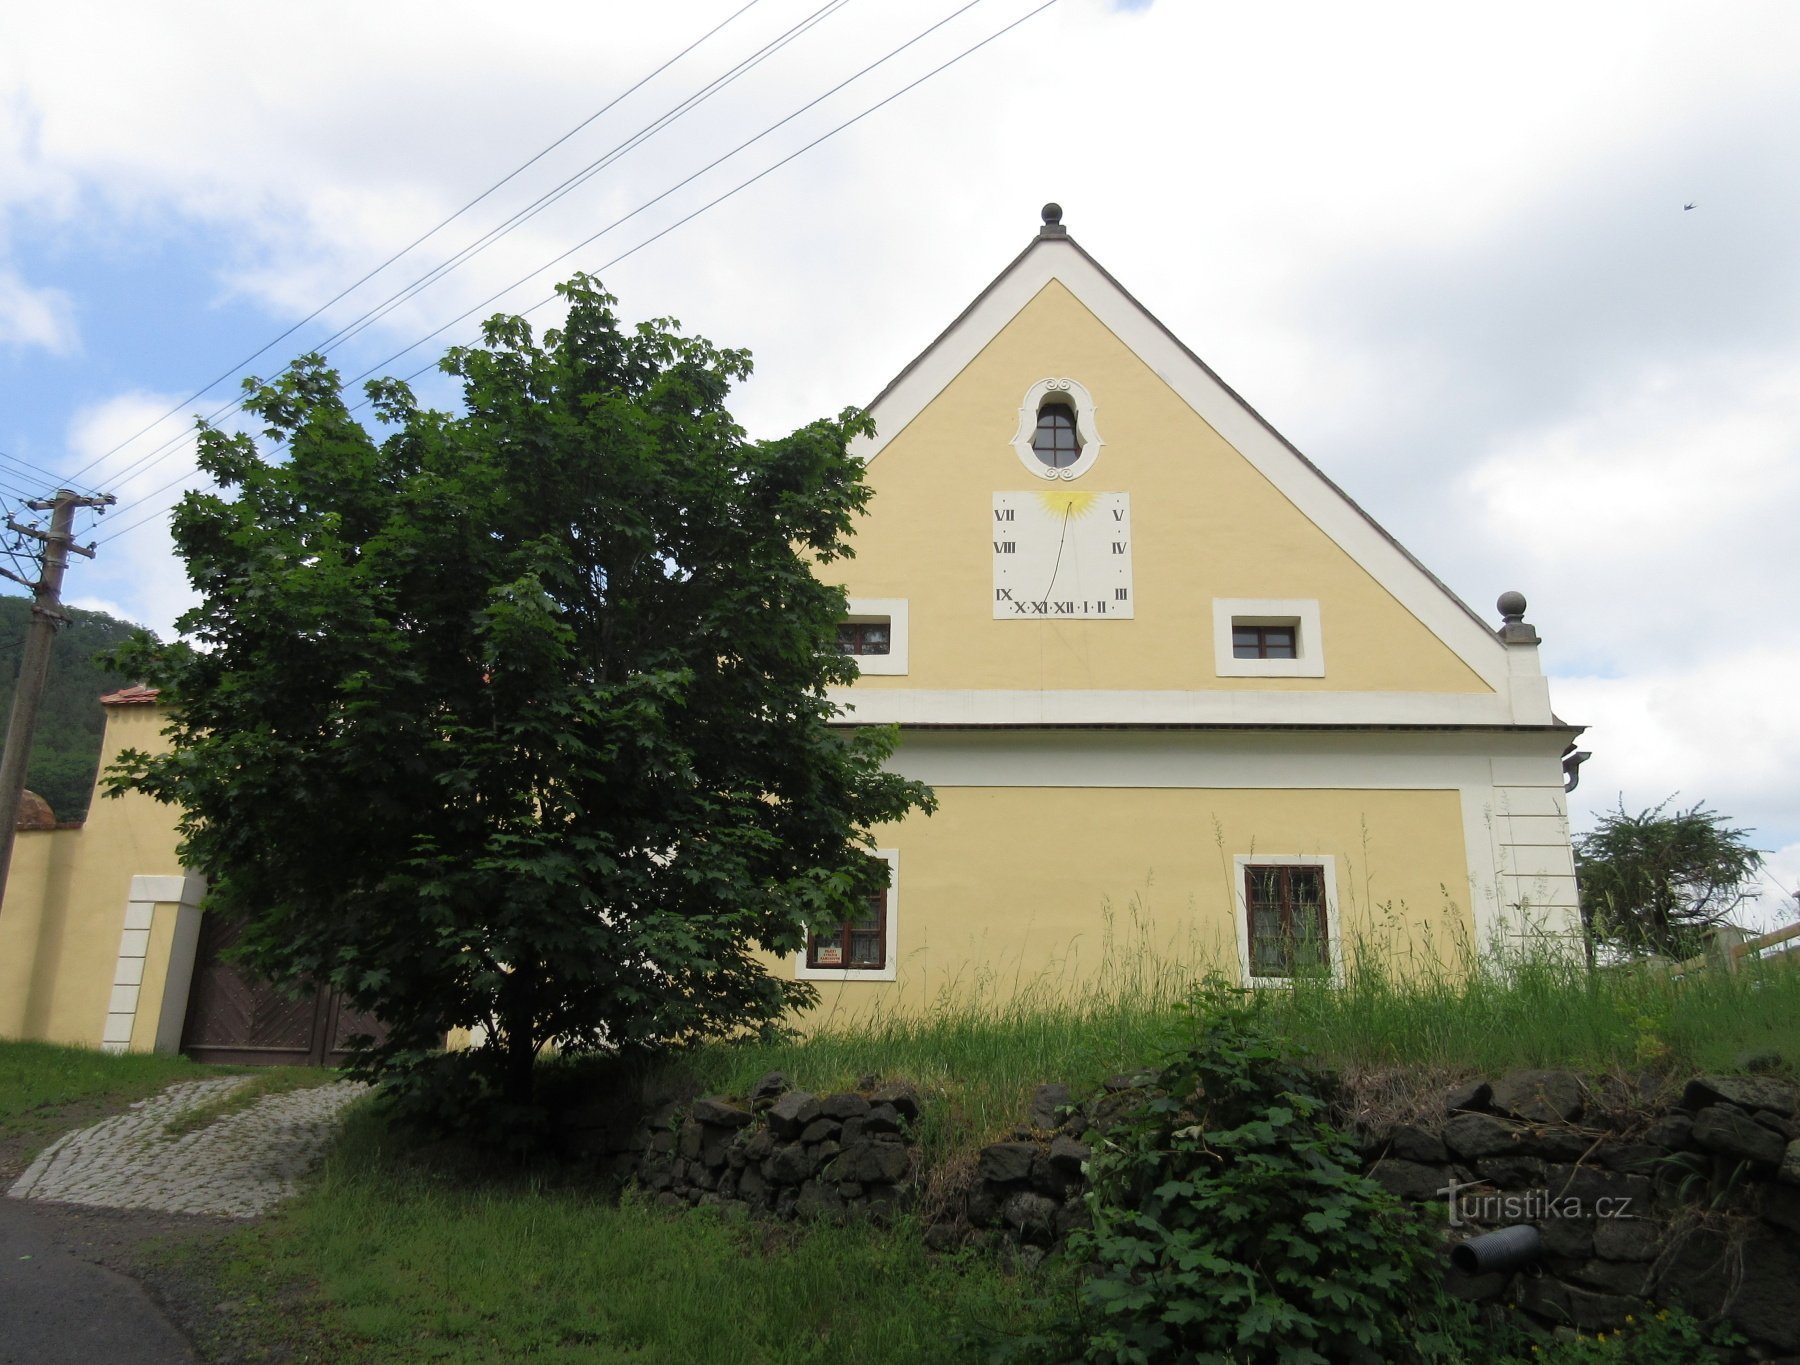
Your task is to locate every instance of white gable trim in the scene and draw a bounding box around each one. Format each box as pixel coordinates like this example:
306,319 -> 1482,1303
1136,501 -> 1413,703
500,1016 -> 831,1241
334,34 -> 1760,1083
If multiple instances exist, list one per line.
851,235 -> 1513,692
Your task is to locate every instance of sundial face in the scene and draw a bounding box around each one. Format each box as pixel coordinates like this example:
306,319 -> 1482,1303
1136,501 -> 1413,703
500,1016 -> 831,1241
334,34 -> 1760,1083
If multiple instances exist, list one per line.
992,490 -> 1132,620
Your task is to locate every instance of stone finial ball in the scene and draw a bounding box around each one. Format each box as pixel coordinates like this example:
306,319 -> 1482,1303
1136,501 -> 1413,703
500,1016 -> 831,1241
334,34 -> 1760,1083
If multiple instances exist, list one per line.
1496,590 -> 1527,621
1041,202 -> 1063,226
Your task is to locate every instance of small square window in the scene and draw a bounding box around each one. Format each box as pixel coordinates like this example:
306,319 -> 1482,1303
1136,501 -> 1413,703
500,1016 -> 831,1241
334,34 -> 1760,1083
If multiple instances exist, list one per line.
1232,624 -> 1297,659
837,622 -> 891,656
837,599 -> 908,676
1213,600 -> 1324,678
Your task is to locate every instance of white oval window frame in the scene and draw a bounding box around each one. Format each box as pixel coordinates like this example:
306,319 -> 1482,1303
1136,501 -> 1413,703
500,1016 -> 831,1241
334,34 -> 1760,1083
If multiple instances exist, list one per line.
1011,377 -> 1103,481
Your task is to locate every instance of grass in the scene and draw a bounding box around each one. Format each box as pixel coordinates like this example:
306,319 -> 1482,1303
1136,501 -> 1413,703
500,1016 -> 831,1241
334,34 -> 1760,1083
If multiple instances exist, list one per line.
0,1038 -> 219,1151
7,932 -> 1798,1361
650,923 -> 1800,1159
199,1103 -> 1064,1364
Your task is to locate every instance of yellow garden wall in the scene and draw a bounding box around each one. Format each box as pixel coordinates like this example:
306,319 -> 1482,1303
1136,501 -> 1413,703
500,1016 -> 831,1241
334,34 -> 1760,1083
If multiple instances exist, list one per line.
0,702 -> 192,1051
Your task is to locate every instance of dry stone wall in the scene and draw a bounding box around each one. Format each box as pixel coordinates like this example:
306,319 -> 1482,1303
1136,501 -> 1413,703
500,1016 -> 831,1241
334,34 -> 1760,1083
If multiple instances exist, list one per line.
563,1066 -> 1800,1359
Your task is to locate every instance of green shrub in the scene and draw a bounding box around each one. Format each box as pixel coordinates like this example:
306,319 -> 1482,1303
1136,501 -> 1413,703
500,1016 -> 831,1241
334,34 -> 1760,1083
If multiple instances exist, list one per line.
1063,984 -> 1463,1364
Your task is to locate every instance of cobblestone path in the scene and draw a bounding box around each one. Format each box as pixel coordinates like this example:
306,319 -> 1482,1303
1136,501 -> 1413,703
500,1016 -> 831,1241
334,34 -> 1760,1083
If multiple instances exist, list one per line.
6,1077 -> 367,1217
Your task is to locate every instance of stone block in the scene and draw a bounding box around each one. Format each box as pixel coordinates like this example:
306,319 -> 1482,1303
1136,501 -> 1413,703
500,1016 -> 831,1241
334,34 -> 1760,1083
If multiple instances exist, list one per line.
820,1093 -> 871,1122
1691,1103 -> 1787,1167
1782,1141 -> 1800,1190
748,1071 -> 790,1107
1443,1112 -> 1529,1159
1389,1124 -> 1449,1164
1048,1134 -> 1091,1176
1758,1182 -> 1800,1235
861,1104 -> 904,1135
869,1082 -> 921,1122
767,1090 -> 822,1139
824,1138 -> 909,1185
1002,1191 -> 1059,1244
677,1120 -> 703,1161
1518,1127 -> 1592,1161
1592,1216 -> 1660,1261
1682,1074 -> 1800,1118
1369,1158 -> 1452,1201
690,1097 -> 753,1128
1490,1070 -> 1585,1124
1569,1257 -> 1649,1297
1641,1112 -> 1694,1151
978,1142 -> 1038,1185
1472,1155 -> 1548,1188
1028,1083 -> 1071,1130
1446,1078 -> 1492,1114
798,1118 -> 840,1145
1537,1215 -> 1594,1259
765,1142 -> 817,1185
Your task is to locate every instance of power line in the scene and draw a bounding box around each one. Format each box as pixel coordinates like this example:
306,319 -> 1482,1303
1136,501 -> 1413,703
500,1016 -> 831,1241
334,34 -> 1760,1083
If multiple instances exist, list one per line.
61,0 -> 769,489
347,0 -> 996,389
94,0 -> 1062,549
91,0 -> 854,501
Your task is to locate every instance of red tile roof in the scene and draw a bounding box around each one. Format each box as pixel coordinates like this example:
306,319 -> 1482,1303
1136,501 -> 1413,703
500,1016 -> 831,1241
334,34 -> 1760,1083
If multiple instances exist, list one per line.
99,685 -> 162,706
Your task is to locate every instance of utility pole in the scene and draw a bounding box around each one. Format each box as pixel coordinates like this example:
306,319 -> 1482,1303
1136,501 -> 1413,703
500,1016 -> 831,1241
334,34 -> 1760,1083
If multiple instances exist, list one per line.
0,488 -> 116,905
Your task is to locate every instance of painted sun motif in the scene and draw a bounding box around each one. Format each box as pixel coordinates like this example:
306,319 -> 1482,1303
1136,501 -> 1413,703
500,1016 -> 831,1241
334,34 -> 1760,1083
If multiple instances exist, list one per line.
1036,489 -> 1098,519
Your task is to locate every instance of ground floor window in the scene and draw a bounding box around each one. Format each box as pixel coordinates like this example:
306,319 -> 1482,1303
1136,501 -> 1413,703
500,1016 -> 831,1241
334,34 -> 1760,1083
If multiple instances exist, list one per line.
795,848 -> 899,982
807,888 -> 886,970
1233,855 -> 1339,985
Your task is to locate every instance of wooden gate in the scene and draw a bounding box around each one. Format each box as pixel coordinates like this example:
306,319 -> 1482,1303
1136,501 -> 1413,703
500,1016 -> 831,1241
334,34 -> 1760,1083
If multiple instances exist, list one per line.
179,912 -> 386,1066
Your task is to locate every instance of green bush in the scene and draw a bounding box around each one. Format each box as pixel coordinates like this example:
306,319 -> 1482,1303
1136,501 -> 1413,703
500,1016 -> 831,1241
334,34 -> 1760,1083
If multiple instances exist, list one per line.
1062,984 -> 1462,1364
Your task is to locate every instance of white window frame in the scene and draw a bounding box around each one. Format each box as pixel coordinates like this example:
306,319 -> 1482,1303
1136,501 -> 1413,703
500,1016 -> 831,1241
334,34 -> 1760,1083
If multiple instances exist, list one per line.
841,598 -> 908,676
1011,378 -> 1103,481
795,847 -> 899,983
1213,598 -> 1325,678
1231,853 -> 1342,988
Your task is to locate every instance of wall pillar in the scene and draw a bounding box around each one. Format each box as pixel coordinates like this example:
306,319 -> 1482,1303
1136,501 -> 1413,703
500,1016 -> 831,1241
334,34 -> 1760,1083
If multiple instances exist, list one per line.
100,872 -> 205,1055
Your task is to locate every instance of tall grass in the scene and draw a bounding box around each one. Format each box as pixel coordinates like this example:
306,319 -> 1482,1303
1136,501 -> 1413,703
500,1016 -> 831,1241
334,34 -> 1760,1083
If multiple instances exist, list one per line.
661,913 -> 1800,1156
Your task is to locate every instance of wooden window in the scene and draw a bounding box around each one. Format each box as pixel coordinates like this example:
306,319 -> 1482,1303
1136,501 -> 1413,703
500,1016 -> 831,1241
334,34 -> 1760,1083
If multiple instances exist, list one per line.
1031,403 -> 1082,468
1232,623 -> 1297,659
837,621 -> 891,655
807,889 -> 887,971
1244,864 -> 1329,978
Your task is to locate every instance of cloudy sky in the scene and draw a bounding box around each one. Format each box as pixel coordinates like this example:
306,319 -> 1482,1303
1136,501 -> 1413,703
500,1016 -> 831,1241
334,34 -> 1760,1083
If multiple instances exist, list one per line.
2,0 -> 1796,914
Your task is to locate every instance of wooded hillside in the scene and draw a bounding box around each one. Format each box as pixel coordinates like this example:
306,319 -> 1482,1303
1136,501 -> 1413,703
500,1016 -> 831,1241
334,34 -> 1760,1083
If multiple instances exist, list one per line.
0,595 -> 152,821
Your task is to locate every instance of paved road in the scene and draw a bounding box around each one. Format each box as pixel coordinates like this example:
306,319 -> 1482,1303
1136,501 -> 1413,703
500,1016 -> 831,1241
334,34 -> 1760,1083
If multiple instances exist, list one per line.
2,1076 -> 367,1363
0,1197 -> 198,1365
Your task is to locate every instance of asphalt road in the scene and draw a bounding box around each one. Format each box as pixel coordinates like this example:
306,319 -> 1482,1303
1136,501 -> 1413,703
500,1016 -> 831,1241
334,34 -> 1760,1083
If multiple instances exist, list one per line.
0,1198 -> 195,1365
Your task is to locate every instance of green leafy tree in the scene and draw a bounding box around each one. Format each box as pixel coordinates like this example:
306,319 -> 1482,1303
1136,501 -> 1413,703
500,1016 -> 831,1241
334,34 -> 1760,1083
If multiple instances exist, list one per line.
107,276 -> 933,1111
1575,799 -> 1765,960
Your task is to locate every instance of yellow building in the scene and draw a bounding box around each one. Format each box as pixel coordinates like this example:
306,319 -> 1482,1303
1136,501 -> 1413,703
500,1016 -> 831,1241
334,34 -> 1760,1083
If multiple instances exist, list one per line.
1,208 -> 1585,1055
791,205 -> 1583,1014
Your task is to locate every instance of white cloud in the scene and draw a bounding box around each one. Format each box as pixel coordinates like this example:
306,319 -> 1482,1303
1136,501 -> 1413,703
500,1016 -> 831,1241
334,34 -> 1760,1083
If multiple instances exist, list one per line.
60,390 -> 211,637
0,268 -> 76,354
1558,648 -> 1800,856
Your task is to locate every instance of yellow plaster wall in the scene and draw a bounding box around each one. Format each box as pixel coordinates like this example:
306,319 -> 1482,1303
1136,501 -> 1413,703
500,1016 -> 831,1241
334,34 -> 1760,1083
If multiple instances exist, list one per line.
792,785 -> 1472,1024
836,281 -> 1489,695
0,704 -> 184,1047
